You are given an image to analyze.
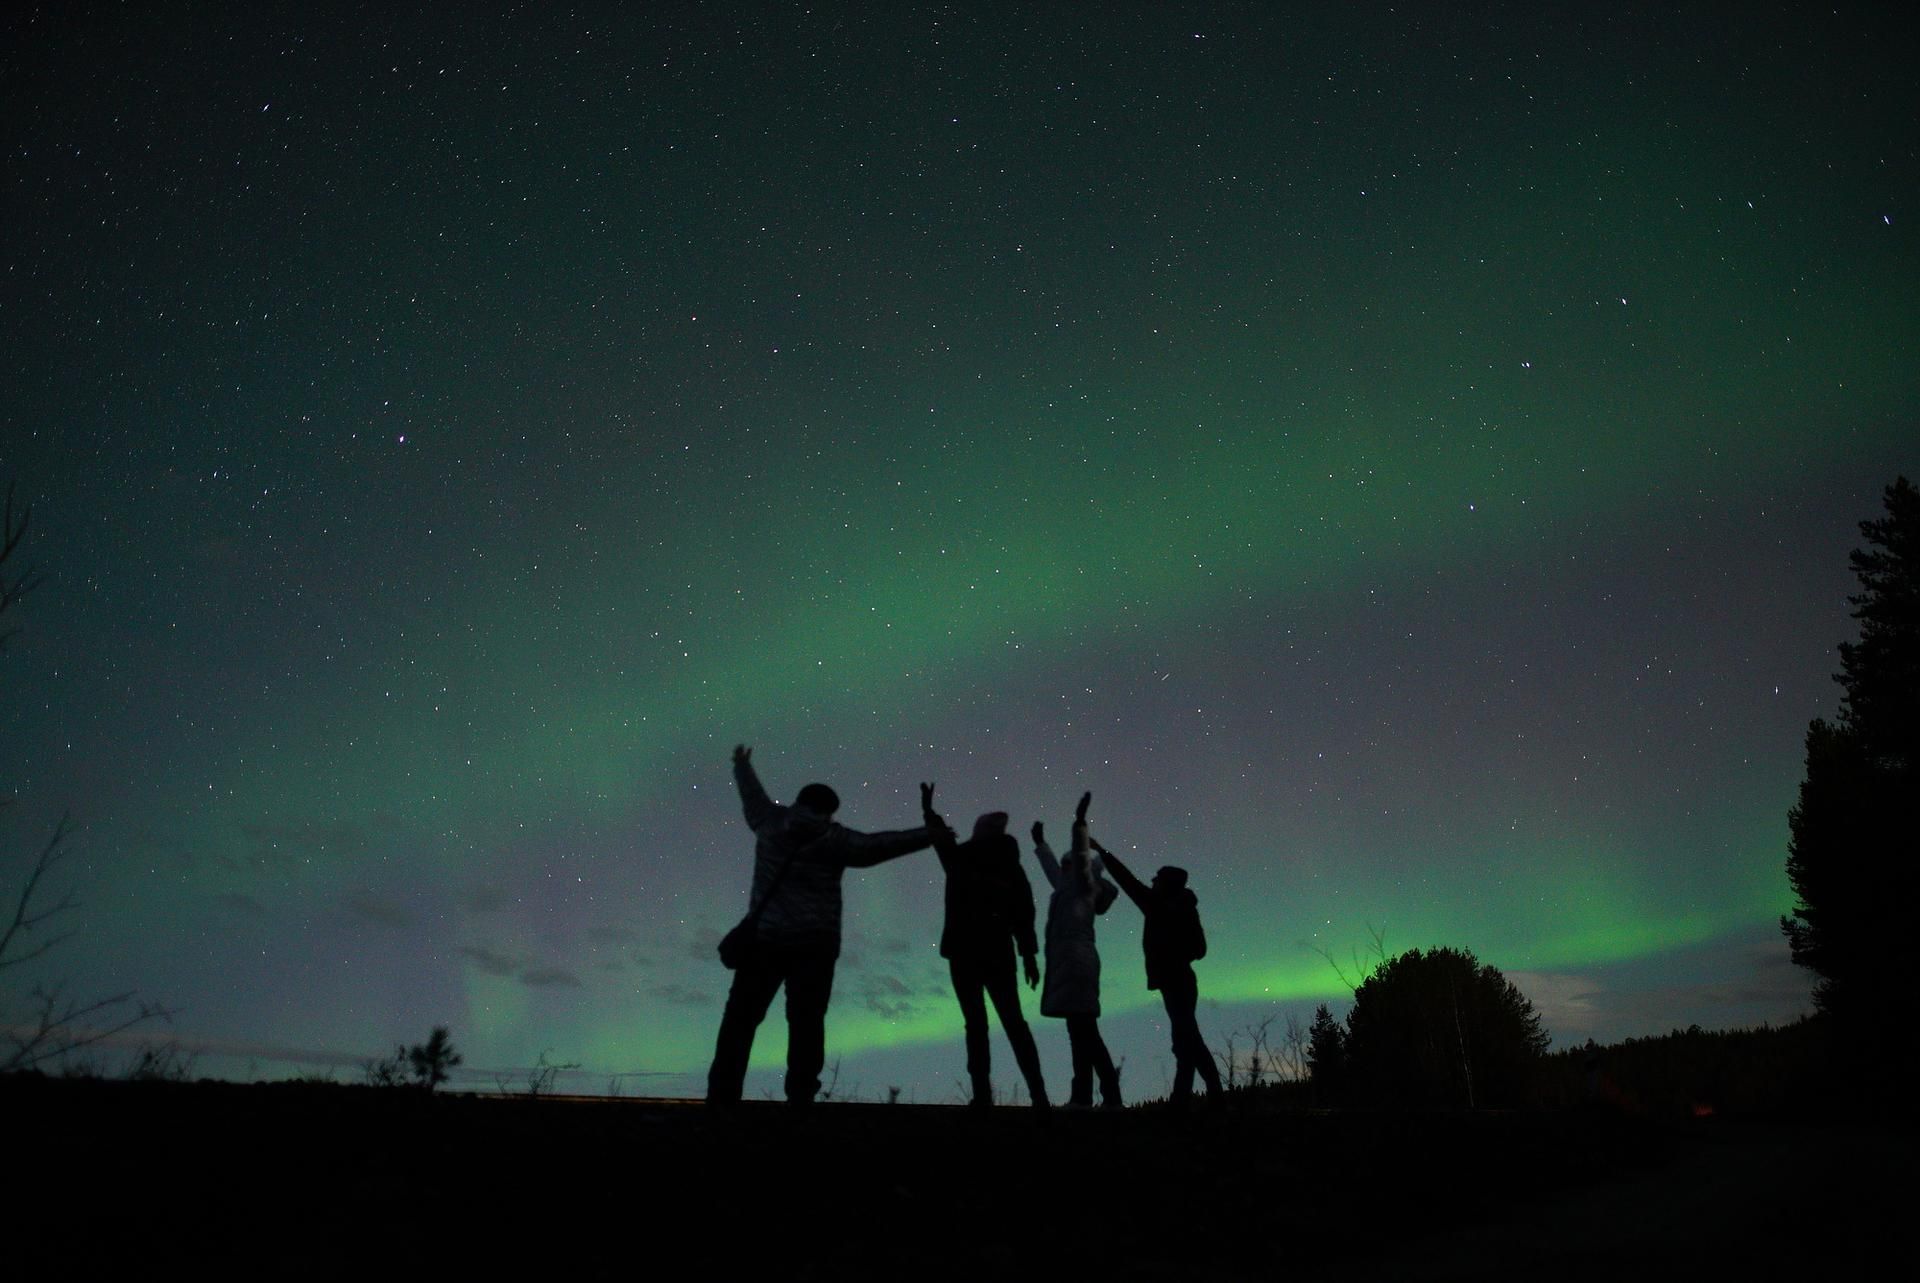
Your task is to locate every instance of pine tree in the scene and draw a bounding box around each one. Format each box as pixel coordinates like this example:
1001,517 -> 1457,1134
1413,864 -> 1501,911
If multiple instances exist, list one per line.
1341,946 -> 1547,1108
1306,1002 -> 1347,1103
1782,477 -> 1918,1028
406,1026 -> 463,1091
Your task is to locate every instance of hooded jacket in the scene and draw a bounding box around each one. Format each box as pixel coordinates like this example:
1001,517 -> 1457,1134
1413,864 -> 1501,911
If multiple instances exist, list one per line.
1096,847 -> 1207,991
932,815 -> 1040,963
1033,819 -> 1119,1017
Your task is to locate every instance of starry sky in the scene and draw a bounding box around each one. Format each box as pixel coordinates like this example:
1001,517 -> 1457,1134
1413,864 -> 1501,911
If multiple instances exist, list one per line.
2,3 -> 1913,1100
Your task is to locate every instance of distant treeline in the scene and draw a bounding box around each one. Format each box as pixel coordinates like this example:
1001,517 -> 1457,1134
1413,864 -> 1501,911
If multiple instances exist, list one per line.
1232,1017 -> 1832,1117
1536,1019 -> 1831,1118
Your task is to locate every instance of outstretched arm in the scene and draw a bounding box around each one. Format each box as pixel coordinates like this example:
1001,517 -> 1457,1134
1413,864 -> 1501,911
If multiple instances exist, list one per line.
1079,802 -> 1118,915
840,824 -> 935,868
733,744 -> 779,831
1089,858 -> 1120,916
1030,821 -> 1062,889
1089,838 -> 1149,911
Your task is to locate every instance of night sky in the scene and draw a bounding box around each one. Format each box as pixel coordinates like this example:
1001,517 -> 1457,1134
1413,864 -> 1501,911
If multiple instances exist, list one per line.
3,3 -> 1913,1100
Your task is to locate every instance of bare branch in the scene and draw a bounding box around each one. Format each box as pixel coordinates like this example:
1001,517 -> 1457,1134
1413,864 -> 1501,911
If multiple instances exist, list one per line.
1,480 -> 169,1072
1280,1011 -> 1310,1082
4,981 -> 173,1072
0,813 -> 80,969
0,480 -> 43,649
1312,921 -> 1390,994
499,1047 -> 579,1098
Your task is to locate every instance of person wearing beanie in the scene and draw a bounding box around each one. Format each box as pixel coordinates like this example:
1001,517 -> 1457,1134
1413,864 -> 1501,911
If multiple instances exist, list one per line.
707,744 -> 934,1106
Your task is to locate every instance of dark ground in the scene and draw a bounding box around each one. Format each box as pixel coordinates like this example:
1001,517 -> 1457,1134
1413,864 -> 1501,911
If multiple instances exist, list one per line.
7,1075 -> 1903,1278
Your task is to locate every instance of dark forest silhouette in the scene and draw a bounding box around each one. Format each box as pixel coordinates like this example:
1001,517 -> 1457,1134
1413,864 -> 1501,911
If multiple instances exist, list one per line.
1782,476 -> 1917,1064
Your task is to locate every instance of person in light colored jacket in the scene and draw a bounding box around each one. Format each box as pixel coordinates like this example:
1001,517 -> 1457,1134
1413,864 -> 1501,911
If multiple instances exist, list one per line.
1032,792 -> 1122,1108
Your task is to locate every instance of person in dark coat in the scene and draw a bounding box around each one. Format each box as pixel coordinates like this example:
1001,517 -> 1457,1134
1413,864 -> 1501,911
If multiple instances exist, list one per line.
1032,791 -> 1122,1109
1089,836 -> 1224,1105
920,782 -> 1050,1108
707,744 -> 934,1106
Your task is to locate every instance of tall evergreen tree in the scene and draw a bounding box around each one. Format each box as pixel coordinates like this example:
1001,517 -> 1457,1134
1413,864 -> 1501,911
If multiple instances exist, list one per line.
1782,477 -> 1918,1028
1305,1002 -> 1348,1103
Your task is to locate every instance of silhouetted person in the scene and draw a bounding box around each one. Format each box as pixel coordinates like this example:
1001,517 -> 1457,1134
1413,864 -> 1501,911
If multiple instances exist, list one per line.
920,782 -> 1049,1109
1032,792 -> 1122,1109
1089,838 -> 1223,1106
707,744 -> 934,1106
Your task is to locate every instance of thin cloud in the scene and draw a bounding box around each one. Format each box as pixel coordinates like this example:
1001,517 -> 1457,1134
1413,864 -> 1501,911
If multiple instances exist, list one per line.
212,890 -> 267,918
462,883 -> 511,913
460,943 -> 583,990
459,944 -> 520,978
520,967 -> 582,989
587,925 -> 641,946
685,924 -> 726,962
850,970 -> 924,1020
343,890 -> 418,930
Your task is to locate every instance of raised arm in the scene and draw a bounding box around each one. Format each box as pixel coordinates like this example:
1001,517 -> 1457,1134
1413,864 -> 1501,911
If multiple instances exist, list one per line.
1089,838 -> 1150,911
921,782 -> 960,869
1030,821 -> 1062,890
733,744 -> 779,831
1077,796 -> 1119,914
1072,814 -> 1116,916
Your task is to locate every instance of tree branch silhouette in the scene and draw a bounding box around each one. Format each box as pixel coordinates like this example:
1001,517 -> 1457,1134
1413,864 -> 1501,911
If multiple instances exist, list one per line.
2,481 -> 169,1072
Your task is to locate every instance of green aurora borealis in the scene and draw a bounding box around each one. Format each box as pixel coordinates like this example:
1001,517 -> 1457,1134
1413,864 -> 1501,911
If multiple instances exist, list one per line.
2,3 -> 1914,1095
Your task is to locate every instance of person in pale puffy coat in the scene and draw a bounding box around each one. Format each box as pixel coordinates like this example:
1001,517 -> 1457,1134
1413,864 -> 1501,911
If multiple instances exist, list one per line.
1032,791 -> 1122,1108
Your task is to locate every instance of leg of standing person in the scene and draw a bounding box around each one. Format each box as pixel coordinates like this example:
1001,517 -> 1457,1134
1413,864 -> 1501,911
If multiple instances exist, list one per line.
949,955 -> 995,1106
1065,1016 -> 1094,1106
1088,1020 -> 1122,1109
781,943 -> 838,1104
1169,1030 -> 1196,1102
1164,986 -> 1196,1104
708,955 -> 787,1104
981,956 -> 1049,1107
1161,967 -> 1221,1101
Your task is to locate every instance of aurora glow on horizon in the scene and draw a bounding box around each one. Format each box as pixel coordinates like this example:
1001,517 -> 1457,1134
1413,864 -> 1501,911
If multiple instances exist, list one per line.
3,3 -> 1913,1099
